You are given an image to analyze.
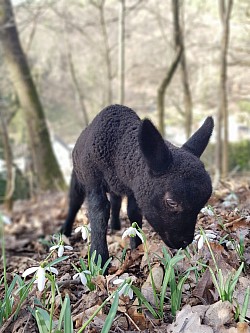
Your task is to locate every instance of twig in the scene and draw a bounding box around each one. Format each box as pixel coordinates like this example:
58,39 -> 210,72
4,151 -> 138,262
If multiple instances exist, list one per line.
124,311 -> 141,331
224,216 -> 245,228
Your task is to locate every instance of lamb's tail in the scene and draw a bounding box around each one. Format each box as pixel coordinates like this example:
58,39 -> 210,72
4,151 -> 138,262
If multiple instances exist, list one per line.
61,171 -> 85,236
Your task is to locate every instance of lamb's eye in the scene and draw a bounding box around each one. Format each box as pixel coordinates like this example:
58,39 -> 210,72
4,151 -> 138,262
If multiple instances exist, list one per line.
165,198 -> 178,208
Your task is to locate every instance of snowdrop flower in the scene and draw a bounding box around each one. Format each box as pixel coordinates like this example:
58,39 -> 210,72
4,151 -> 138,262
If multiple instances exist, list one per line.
73,270 -> 91,286
122,225 -> 144,243
194,232 -> 217,250
225,240 -> 234,250
22,264 -> 58,292
1,214 -> 12,225
49,244 -> 73,257
200,206 -> 214,216
113,278 -> 133,299
75,224 -> 91,240
245,215 -> 250,223
223,193 -> 238,207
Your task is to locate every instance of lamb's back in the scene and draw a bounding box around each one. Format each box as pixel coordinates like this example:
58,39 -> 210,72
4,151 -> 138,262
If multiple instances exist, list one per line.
72,105 -> 141,191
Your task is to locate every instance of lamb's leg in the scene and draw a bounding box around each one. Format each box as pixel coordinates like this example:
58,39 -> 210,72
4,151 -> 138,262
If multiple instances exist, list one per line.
110,193 -> 122,231
88,188 -> 110,268
127,194 -> 143,249
61,171 -> 85,237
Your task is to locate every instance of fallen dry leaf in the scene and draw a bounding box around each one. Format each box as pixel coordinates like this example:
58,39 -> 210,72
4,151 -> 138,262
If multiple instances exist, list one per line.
193,267 -> 214,304
204,300 -> 234,327
167,304 -> 213,333
141,264 -> 164,306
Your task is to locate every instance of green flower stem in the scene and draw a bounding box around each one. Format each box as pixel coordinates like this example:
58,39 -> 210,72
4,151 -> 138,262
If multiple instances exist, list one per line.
77,280 -> 127,333
49,275 -> 56,333
200,227 -> 219,274
136,224 -> 160,309
1,214 -> 12,320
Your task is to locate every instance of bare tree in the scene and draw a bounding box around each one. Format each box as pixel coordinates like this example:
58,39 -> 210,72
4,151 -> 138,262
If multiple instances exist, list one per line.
0,0 -> 66,191
0,107 -> 13,211
157,47 -> 183,136
172,0 -> 193,138
215,0 -> 233,181
66,40 -> 89,127
118,0 -> 125,104
90,0 -> 113,105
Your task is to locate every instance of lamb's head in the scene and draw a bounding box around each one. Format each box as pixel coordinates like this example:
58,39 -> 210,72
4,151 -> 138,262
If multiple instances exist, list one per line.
138,117 -> 214,249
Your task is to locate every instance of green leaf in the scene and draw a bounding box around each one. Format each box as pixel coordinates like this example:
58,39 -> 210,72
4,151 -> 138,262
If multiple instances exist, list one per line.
228,262 -> 244,300
47,256 -> 69,267
131,286 -> 159,318
64,294 -> 73,333
101,292 -> 119,333
35,309 -> 49,333
239,286 -> 250,322
102,257 -> 112,275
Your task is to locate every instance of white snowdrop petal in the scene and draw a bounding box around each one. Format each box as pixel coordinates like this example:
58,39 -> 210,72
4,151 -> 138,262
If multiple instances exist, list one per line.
82,229 -> 88,240
75,226 -> 82,233
37,267 -> 46,292
128,228 -> 137,237
49,245 -> 59,251
128,288 -> 133,299
194,234 -> 200,240
198,236 -> 204,250
206,233 -> 217,239
113,278 -> 124,285
46,266 -> 58,275
65,245 -> 73,251
79,272 -> 87,285
83,270 -> 91,275
58,245 -> 64,257
73,273 -> 79,280
2,215 -> 11,225
136,230 -> 144,243
22,266 -> 39,277
121,229 -> 129,239
118,284 -> 127,296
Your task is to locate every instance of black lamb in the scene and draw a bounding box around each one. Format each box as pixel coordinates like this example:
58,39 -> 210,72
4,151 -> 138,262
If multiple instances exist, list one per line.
62,104 -> 214,266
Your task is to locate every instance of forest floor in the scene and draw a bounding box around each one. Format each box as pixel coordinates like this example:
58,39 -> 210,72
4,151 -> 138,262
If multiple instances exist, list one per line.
0,177 -> 250,333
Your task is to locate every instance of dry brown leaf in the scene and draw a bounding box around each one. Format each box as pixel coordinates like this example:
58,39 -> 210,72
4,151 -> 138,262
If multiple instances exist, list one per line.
127,307 -> 148,330
204,300 -> 234,327
219,323 -> 250,333
234,277 -> 250,318
193,267 -> 214,304
141,264 -> 164,306
167,305 -> 213,333
236,322 -> 250,333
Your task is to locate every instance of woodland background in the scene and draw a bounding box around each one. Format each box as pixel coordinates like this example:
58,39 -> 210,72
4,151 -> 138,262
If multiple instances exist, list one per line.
0,0 -> 250,204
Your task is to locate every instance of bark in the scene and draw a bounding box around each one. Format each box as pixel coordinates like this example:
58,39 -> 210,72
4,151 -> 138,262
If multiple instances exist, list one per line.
67,45 -> 89,127
157,46 -> 183,137
0,108 -> 13,211
91,0 -> 113,105
172,0 -> 193,138
215,0 -> 233,180
0,0 -> 66,191
118,0 -> 125,105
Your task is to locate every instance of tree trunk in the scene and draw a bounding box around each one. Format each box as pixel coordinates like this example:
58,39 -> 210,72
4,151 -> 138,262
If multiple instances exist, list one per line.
118,0 -> 125,105
0,0 -> 66,191
157,47 -> 183,136
0,108 -> 13,211
216,0 -> 233,180
172,0 -> 193,138
99,0 -> 113,105
67,46 -> 89,127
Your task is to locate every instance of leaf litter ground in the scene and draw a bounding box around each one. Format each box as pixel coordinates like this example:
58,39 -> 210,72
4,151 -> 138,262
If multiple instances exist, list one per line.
0,177 -> 250,333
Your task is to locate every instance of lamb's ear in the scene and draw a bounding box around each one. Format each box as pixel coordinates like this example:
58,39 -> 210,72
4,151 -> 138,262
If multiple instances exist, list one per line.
182,117 -> 214,158
138,119 -> 172,174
